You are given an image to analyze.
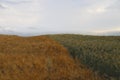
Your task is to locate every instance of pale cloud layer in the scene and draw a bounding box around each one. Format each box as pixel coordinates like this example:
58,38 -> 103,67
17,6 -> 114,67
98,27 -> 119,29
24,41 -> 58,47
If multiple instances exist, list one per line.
0,0 -> 120,35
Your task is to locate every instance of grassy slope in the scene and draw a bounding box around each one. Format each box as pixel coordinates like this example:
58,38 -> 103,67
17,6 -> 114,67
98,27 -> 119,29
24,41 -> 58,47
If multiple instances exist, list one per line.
48,34 -> 120,80
0,35 -> 102,80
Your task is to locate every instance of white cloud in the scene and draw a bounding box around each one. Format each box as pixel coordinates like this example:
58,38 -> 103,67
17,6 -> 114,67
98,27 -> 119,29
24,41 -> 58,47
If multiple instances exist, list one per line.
0,26 -> 15,31
0,0 -> 120,34
87,0 -> 118,14
88,7 -> 106,14
0,3 -> 7,9
0,0 -> 41,29
93,27 -> 120,34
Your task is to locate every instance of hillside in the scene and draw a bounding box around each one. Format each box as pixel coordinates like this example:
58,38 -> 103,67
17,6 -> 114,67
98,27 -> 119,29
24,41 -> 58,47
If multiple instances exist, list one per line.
48,34 -> 120,80
0,35 -> 102,80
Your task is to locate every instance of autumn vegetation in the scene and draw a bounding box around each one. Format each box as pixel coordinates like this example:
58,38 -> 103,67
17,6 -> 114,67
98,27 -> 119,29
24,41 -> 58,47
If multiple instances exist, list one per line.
0,35 -> 102,80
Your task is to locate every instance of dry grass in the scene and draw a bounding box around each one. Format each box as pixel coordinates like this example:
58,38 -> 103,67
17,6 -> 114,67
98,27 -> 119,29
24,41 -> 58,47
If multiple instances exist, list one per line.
0,35 -> 102,80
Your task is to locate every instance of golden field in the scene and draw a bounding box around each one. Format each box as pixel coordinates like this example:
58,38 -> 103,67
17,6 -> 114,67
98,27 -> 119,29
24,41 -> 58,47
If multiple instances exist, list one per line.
0,35 -> 102,80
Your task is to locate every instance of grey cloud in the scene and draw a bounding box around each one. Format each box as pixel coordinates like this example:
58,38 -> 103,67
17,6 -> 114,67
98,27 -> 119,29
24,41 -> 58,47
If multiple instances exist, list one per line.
0,26 -> 11,31
0,0 -> 31,5
106,0 -> 120,10
7,1 -> 31,4
0,26 -> 20,35
0,3 -> 6,9
27,26 -> 39,30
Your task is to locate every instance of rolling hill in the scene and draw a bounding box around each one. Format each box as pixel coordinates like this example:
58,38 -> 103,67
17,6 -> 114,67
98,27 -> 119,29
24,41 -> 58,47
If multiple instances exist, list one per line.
0,35 -> 102,80
48,34 -> 120,80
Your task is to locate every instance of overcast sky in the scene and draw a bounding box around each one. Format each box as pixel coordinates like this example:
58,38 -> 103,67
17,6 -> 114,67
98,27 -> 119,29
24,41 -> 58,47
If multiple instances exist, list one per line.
0,0 -> 120,35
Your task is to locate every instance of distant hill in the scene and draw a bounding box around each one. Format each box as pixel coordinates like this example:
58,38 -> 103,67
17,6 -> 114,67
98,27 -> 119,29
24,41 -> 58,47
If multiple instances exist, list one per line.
0,29 -> 20,36
104,31 -> 120,36
97,31 -> 120,36
0,27 -> 120,36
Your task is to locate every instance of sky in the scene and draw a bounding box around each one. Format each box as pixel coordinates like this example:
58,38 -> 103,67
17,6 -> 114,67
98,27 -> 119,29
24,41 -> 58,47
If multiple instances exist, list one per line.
0,0 -> 120,35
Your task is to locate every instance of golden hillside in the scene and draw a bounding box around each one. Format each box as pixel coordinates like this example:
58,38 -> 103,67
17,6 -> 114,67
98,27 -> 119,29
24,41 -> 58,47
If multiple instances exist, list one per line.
0,35 -> 101,80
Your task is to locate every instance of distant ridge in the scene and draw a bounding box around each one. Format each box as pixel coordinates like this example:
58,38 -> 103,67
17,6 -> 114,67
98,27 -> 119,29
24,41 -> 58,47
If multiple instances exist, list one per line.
99,31 -> 120,36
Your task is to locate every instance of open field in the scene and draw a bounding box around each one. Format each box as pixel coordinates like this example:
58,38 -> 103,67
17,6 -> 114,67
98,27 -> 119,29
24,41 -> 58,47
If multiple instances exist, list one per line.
0,35 -> 102,80
48,34 -> 120,80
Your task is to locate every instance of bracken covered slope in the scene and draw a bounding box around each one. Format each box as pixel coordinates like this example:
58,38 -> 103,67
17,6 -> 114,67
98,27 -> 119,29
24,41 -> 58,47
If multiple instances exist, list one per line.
0,35 -> 101,80
48,34 -> 120,80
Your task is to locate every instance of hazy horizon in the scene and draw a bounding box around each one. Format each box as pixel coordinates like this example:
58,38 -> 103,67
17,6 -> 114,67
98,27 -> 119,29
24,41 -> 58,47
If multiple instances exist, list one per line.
0,0 -> 120,35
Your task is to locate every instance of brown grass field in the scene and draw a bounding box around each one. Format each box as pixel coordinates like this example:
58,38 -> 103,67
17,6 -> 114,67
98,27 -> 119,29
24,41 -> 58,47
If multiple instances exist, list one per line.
0,35 -> 103,80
